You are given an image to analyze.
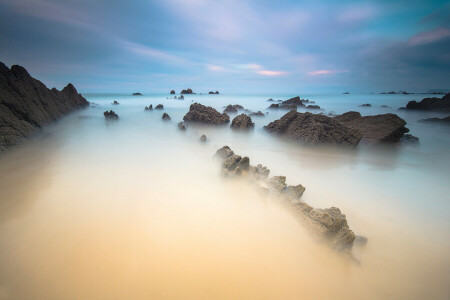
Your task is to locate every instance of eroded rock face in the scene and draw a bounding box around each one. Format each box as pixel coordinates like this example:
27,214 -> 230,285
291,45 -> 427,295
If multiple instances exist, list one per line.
213,146 -> 357,257
155,104 -> 164,110
264,111 -> 362,146
404,94 -> 450,112
230,114 -> 254,130
104,110 -> 119,120
0,62 -> 89,152
334,112 -> 409,144
183,103 -> 230,125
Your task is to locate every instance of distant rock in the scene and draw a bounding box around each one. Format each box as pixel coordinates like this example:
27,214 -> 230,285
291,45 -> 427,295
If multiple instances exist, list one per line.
402,93 -> 450,112
177,122 -> 186,130
223,104 -> 244,113
132,92 -> 143,96
180,88 -> 194,94
162,113 -> 171,121
306,105 -> 321,110
249,111 -> 265,117
419,116 -> 450,124
343,92 -> 350,94
112,100 -> 119,105
380,105 -> 390,108
183,103 -> 230,125
267,103 -> 297,110
173,96 -> 177,99
400,134 -> 420,145
209,91 -> 219,94
230,114 -> 254,130
334,111 -> 409,144
200,134 -> 207,142
267,98 -> 274,102
264,111 -> 362,146
178,95 -> 184,100
104,110 -> 119,120
145,104 -> 153,111
170,90 -> 175,94
281,96 -> 311,106
155,104 -> 164,110
0,62 -> 89,152
359,104 -> 371,107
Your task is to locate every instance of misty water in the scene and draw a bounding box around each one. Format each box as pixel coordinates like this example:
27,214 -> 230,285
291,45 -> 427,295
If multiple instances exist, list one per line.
0,93 -> 449,299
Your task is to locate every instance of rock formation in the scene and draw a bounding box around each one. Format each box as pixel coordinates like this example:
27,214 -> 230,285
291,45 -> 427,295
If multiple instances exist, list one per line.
334,111 -> 409,144
0,62 -> 89,152
209,91 -> 219,94
223,104 -> 244,113
162,113 -> 171,121
112,100 -> 119,105
170,90 -> 175,94
144,105 -> 153,111
249,111 -> 265,117
401,93 -> 450,111
183,103 -> 230,125
132,92 -> 143,96
359,104 -> 371,107
155,104 -> 164,110
181,88 -> 194,94
419,116 -> 450,124
264,111 -> 362,146
230,114 -> 254,130
306,105 -> 321,110
177,122 -> 186,130
200,134 -> 207,142
214,146 -> 358,257
104,110 -> 119,120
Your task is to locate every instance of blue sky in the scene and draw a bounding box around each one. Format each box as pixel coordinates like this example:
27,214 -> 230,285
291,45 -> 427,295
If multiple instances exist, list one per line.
0,0 -> 449,93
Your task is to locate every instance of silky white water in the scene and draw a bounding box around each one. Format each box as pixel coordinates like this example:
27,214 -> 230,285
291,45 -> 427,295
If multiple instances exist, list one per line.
0,92 -> 448,299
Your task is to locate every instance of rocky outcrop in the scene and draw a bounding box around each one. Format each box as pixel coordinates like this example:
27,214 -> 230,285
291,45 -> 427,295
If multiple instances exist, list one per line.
267,103 -> 297,110
402,94 -> 450,112
155,104 -> 164,110
359,104 -> 371,107
400,134 -> 420,145
177,122 -> 186,130
419,116 -> 450,124
249,111 -> 265,117
183,103 -> 230,125
334,112 -> 409,144
112,100 -> 119,105
145,105 -> 153,111
214,146 -> 357,256
209,91 -> 219,94
264,111 -> 362,146
200,134 -> 207,142
223,104 -> 244,113
0,62 -> 89,152
162,113 -> 171,121
181,88 -> 194,94
104,110 -> 119,120
230,114 -> 254,130
132,92 -> 143,96
178,95 -> 184,100
170,90 -> 175,94
281,96 -> 311,106
306,105 -> 321,110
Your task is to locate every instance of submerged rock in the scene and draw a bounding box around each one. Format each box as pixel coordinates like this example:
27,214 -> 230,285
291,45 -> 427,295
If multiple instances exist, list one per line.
209,91 -> 220,94
104,110 -> 119,120
170,90 -> 175,94
144,104 -> 153,111
359,104 -> 371,107
112,100 -> 119,105
223,104 -> 244,113
178,95 -> 184,100
264,111 -> 362,146
306,105 -> 321,110
403,93 -> 450,112
162,113 -> 171,121
400,134 -> 420,145
230,114 -> 254,130
183,103 -> 230,125
419,116 -> 450,124
334,111 -> 409,144
200,134 -> 207,142
155,104 -> 164,110
249,111 -> 265,117
132,92 -> 143,96
177,122 -> 186,130
181,88 -> 194,94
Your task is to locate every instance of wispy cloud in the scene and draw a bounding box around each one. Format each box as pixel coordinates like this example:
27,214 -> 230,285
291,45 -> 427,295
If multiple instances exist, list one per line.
256,70 -> 288,76
408,27 -> 450,46
119,40 -> 191,65
308,70 -> 348,76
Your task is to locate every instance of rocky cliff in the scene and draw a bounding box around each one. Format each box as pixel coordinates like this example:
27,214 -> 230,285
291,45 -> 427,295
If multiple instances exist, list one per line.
0,62 -> 88,152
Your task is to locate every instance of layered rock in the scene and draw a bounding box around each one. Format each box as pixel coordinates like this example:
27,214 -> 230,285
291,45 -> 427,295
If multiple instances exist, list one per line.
183,103 -> 230,125
402,94 -> 450,112
264,111 -> 362,146
334,112 -> 409,144
214,146 -> 357,256
0,62 -> 89,152
230,114 -> 254,130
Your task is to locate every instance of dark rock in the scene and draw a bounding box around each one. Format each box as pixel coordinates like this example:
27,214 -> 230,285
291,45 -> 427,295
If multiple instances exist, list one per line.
400,134 -> 420,145
112,100 -> 119,105
359,104 -> 371,107
343,92 -> 350,94
177,122 -> 186,130
155,104 -> 164,110
170,90 -> 175,94
223,104 -> 244,113
419,116 -> 450,123
0,62 -> 88,152
178,95 -> 184,100
200,134 -> 207,142
380,105 -> 390,108
183,103 -> 230,125
267,98 -> 274,102
132,92 -> 143,96
181,88 -> 194,94
209,91 -> 220,94
162,113 -> 171,121
264,111 -> 362,146
249,111 -> 265,117
403,94 -> 450,111
215,145 -> 234,159
104,110 -> 119,120
173,96 -> 177,99
334,111 -> 409,144
230,114 -> 254,130
267,103 -> 298,110
144,105 -> 153,111
306,105 -> 321,110
281,96 -> 309,106
215,91 -> 219,94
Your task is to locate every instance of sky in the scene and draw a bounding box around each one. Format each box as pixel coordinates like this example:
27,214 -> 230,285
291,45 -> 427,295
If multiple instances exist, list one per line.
0,0 -> 449,93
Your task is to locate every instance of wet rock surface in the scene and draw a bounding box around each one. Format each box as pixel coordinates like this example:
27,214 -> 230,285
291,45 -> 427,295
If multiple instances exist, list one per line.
334,111 -> 409,144
230,114 -> 254,130
104,110 -> 119,120
0,62 -> 89,152
403,93 -> 450,112
183,103 -> 230,125
214,146 -> 357,257
265,111 -> 363,146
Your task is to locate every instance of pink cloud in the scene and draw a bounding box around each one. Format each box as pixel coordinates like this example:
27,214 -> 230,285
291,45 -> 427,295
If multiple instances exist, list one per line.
256,70 -> 287,76
408,27 -> 450,46
308,69 -> 348,76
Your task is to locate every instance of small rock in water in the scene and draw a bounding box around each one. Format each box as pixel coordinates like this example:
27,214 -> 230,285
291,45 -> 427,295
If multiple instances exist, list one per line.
230,114 -> 254,130
144,104 -> 153,111
400,134 -> 420,145
112,100 -> 119,105
249,111 -> 265,117
155,104 -> 164,110
177,122 -> 186,130
200,135 -> 207,142
162,113 -> 171,121
170,90 -> 175,94
359,104 -> 372,107
104,110 -> 119,120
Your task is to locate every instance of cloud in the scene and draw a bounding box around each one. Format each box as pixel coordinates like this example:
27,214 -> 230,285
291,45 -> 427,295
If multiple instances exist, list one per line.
408,27 -> 450,46
256,70 -> 287,76
337,4 -> 377,24
119,40 -> 191,65
308,70 -> 348,76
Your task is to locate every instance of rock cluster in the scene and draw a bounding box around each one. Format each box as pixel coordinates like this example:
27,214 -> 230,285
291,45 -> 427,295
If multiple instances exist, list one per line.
144,105 -> 153,111
402,93 -> 450,112
214,146 -> 358,256
230,114 -> 254,130
155,104 -> 164,110
183,103 -> 230,125
0,62 -> 89,152
112,100 -> 119,105
265,111 -> 363,146
104,110 -> 119,120
209,91 -> 219,94
181,88 -> 194,94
